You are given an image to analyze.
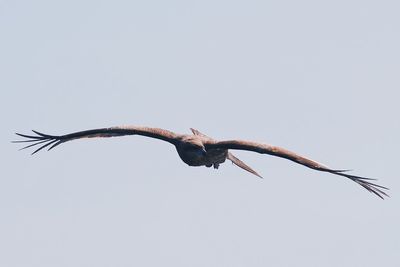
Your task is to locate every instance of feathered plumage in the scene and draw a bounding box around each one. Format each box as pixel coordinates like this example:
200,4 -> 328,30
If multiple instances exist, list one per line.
13,125 -> 388,199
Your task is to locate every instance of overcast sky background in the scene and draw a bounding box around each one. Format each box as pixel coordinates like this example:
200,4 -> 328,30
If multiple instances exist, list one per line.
1,0 -> 399,266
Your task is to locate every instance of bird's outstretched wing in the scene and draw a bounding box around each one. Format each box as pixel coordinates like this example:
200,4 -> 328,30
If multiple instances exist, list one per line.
13,126 -> 180,155
205,140 -> 389,199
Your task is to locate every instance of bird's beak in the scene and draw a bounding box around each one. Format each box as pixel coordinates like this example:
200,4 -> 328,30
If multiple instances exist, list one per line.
201,147 -> 207,156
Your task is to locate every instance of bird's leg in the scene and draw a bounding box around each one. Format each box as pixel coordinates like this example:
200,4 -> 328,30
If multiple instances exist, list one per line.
213,163 -> 220,169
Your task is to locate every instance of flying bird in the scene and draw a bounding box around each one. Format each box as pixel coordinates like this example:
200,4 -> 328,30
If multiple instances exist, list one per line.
13,125 -> 388,199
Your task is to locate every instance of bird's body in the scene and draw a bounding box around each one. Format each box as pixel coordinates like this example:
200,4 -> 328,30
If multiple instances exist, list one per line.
176,143 -> 228,168
175,130 -> 227,168
14,125 -> 388,199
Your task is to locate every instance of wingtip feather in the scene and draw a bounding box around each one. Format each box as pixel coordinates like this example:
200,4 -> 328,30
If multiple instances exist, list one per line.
13,130 -> 63,155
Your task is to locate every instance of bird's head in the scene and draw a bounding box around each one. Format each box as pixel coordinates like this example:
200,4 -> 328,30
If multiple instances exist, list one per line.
179,135 -> 207,156
186,141 -> 207,156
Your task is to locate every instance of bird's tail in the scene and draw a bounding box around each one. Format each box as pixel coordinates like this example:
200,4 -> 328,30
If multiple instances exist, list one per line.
227,152 -> 262,178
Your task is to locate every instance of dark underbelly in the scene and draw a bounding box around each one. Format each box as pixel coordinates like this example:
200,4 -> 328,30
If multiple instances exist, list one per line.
177,148 -> 228,167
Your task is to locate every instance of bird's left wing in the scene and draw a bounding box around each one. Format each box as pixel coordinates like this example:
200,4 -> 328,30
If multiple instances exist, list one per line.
13,126 -> 180,154
204,139 -> 388,199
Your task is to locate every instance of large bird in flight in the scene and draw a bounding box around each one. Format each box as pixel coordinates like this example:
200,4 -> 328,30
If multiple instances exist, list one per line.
13,125 -> 388,199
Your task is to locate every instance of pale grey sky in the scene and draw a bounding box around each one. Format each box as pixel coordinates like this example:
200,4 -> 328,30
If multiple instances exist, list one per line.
1,0 -> 399,266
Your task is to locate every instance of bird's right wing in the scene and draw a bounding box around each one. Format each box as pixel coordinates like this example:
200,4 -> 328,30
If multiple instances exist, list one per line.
13,126 -> 180,154
205,139 -> 388,199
